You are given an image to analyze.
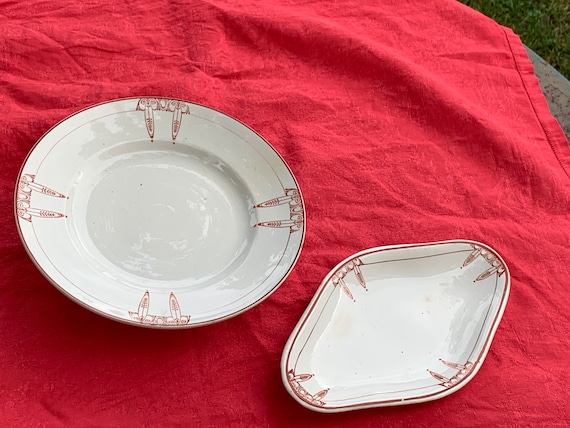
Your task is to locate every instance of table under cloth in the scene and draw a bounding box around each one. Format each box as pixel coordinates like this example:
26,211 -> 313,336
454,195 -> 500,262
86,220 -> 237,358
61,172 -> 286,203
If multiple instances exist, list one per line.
1,0 -> 569,426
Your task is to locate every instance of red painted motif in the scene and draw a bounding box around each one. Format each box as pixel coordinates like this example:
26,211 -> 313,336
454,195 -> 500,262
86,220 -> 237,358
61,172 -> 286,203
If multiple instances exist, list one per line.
254,188 -> 304,233
136,98 -> 191,142
331,257 -> 366,301
428,359 -> 476,388
462,244 -> 506,281
286,370 -> 328,407
129,291 -> 191,326
16,174 -> 67,222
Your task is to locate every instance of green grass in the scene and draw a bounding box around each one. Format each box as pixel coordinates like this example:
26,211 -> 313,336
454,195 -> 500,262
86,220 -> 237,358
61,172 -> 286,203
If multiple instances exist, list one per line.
459,0 -> 570,77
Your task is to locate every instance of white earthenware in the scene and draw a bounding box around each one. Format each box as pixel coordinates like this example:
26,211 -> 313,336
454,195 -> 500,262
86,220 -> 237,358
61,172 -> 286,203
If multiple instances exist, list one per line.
281,240 -> 509,412
15,97 -> 305,327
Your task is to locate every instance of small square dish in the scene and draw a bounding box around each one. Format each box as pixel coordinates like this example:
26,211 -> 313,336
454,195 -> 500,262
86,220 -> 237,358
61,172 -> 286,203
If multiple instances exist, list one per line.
281,240 -> 510,412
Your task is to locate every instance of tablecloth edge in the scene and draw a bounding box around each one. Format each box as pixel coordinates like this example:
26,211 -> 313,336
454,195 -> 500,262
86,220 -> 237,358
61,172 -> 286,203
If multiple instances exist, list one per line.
501,26 -> 570,183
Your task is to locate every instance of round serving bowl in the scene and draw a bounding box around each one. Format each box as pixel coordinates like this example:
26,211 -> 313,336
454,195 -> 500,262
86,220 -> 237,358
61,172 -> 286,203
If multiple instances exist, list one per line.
15,97 -> 305,328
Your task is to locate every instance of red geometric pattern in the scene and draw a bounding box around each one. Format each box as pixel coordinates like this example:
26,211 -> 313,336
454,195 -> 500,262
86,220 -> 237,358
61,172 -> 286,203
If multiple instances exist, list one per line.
462,244 -> 506,281
136,98 -> 191,142
254,188 -> 304,233
286,370 -> 328,408
16,174 -> 67,222
428,359 -> 476,388
331,257 -> 366,301
128,291 -> 191,326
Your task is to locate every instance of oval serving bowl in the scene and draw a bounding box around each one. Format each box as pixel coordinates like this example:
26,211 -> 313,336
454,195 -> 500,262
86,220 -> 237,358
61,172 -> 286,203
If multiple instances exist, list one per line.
15,97 -> 305,328
281,240 -> 510,412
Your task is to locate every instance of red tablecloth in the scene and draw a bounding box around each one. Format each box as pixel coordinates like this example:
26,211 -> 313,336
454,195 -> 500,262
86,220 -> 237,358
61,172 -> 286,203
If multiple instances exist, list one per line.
1,1 -> 569,426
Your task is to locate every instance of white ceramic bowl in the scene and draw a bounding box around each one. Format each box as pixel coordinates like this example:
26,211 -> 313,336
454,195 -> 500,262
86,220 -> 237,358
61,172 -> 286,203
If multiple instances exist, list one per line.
15,97 -> 305,327
281,240 -> 510,411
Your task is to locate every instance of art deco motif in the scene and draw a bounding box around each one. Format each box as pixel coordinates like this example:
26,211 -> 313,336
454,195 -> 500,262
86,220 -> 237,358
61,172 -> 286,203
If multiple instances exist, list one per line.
254,188 -> 304,233
286,370 -> 328,407
428,359 -> 476,389
129,291 -> 191,326
16,174 -> 67,222
462,244 -> 506,281
331,257 -> 366,301
136,98 -> 191,142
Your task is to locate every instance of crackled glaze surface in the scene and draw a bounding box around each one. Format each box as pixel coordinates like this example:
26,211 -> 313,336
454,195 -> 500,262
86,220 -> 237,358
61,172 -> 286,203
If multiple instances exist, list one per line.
15,97 -> 305,327
281,240 -> 509,412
